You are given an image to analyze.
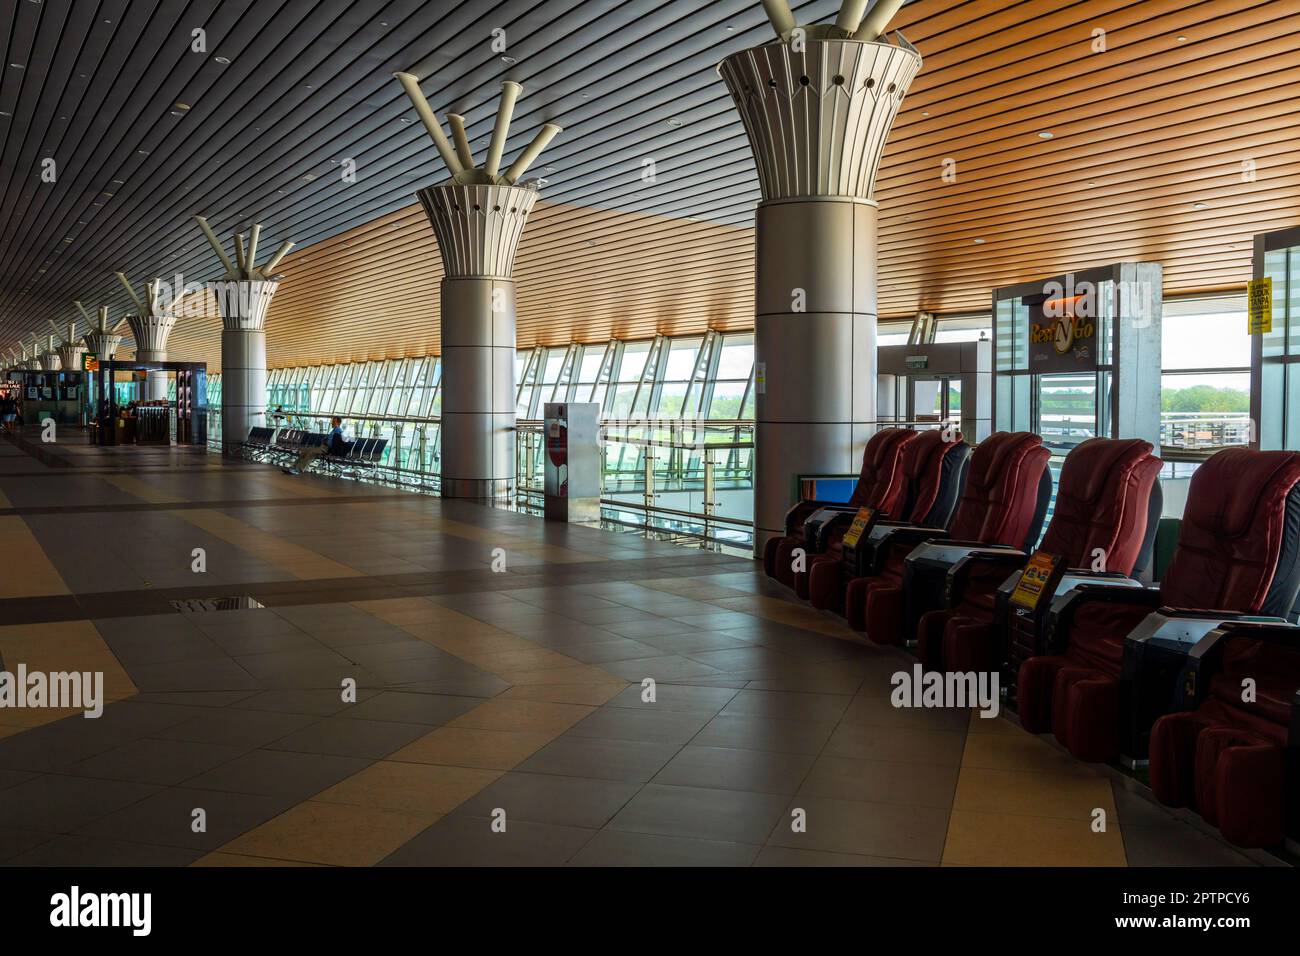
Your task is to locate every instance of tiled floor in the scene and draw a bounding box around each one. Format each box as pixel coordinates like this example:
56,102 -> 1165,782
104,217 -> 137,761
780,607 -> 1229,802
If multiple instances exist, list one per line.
0,426 -> 1276,866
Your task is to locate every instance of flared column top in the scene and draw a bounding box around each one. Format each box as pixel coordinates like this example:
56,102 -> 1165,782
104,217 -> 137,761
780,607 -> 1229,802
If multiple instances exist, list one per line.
718,38 -> 921,202
418,182 -> 538,280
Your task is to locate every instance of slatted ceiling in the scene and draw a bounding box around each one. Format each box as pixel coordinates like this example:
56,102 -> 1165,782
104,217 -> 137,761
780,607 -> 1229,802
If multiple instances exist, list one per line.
3,1 -> 1300,369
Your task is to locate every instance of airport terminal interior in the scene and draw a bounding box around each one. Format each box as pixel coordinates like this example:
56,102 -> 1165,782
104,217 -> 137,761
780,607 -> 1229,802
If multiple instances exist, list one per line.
0,0 -> 1298,880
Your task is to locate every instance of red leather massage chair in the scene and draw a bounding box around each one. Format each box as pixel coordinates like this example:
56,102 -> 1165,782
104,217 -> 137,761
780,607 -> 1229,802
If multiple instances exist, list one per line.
910,437 -> 1163,675
1020,448 -> 1300,765
805,428 -> 970,612
1149,620 -> 1300,848
842,431 -> 1052,644
763,427 -> 917,590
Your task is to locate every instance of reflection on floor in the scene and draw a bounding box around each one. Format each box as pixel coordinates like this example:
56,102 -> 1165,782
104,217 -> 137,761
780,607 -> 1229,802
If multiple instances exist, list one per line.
0,426 -> 1274,866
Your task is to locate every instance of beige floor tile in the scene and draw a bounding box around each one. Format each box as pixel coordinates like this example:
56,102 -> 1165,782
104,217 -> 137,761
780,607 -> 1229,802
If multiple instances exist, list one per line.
943,809 -> 1126,866
219,800 -> 436,867
387,726 -> 556,769
191,852 -> 327,867
953,766 -> 1116,821
314,760 -> 501,814
499,682 -> 628,706
447,698 -> 595,734
961,729 -> 1098,776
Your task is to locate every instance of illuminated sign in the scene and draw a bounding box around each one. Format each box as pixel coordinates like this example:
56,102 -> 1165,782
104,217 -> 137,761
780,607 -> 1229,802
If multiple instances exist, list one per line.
1027,294 -> 1098,372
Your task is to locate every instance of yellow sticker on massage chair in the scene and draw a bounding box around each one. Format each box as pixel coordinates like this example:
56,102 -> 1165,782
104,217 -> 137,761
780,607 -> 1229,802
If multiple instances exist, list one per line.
1009,550 -> 1061,611
841,507 -> 876,548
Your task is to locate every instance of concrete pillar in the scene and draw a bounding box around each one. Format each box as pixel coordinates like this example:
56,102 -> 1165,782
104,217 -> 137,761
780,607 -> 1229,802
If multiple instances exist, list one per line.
125,314 -> 176,401
418,183 -> 536,499
209,280 -> 277,453
718,28 -> 921,557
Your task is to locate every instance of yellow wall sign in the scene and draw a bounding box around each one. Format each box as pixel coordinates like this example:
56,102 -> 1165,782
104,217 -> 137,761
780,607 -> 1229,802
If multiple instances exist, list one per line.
1009,551 -> 1062,611
1248,277 -> 1272,334
841,507 -> 876,549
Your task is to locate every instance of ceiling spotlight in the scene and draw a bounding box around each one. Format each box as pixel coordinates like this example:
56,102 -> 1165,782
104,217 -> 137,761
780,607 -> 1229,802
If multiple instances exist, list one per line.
174,102 -> 190,110
213,55 -> 230,65
1037,131 -> 1054,139
1193,202 -> 1208,209
1177,36 -> 1188,42
501,55 -> 516,64
666,118 -> 682,127
973,238 -> 986,244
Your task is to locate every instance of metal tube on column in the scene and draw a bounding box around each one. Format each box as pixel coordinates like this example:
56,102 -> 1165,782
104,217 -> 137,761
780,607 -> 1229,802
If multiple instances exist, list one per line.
398,72 -> 560,498
717,5 -> 922,558
196,217 -> 289,453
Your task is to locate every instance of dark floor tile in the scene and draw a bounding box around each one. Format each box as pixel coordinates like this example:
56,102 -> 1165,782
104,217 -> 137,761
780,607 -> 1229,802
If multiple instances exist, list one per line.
608,783 -> 788,844
336,691 -> 481,726
265,716 -> 430,759
379,815 -> 595,866
226,687 -> 380,716
766,794 -> 951,862
517,735 -> 680,783
67,738 -> 250,786
77,786 -> 296,850
692,713 -> 838,756
182,749 -> 370,799
822,723 -> 967,767
454,772 -> 639,829
605,682 -> 741,715
566,707 -> 711,745
753,845 -> 926,867
151,708 -> 320,748
569,829 -> 759,866
797,755 -> 959,809
6,834 -> 203,867
719,689 -> 853,722
1120,825 -> 1257,866
0,775 -> 160,832
0,826 -> 56,862
652,745 -> 815,795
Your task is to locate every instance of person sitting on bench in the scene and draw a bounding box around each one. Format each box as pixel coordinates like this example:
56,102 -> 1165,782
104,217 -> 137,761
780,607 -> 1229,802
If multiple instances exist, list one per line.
283,416 -> 346,475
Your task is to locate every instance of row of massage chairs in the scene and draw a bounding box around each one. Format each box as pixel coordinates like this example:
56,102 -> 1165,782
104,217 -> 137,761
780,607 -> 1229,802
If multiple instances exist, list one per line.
763,427 -> 1300,851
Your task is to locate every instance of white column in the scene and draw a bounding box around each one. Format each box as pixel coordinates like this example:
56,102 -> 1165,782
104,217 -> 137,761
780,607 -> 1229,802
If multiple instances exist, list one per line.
718,34 -> 921,557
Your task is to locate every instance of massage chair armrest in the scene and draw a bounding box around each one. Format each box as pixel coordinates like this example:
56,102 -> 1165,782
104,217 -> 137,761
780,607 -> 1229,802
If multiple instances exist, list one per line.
1117,610 -> 1289,765
1169,619 -> 1300,710
807,508 -> 869,551
945,548 -> 1032,607
783,499 -> 854,535
1043,582 -> 1161,656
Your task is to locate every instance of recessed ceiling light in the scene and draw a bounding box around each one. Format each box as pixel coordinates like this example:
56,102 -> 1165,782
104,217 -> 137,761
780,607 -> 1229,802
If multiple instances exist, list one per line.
666,118 -> 682,127
501,55 -> 516,64
9,63 -> 24,70
1177,36 -> 1188,42
213,56 -> 230,65
973,238 -> 986,244
1193,202 -> 1208,209
174,102 -> 190,110
922,111 -> 929,116
137,149 -> 149,155
1037,131 -> 1053,139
